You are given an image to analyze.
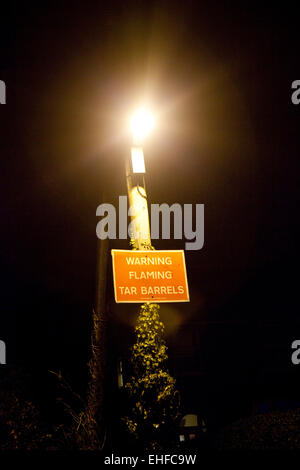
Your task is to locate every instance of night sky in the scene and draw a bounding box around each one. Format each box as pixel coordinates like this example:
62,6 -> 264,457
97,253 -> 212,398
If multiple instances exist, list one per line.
0,1 -> 299,421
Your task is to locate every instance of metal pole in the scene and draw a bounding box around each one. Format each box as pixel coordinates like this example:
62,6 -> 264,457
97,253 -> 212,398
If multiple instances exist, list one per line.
126,147 -> 152,250
84,180 -> 109,449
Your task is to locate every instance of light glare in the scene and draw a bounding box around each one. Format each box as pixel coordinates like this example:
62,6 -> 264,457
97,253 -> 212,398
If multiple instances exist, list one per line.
130,108 -> 155,143
131,147 -> 146,173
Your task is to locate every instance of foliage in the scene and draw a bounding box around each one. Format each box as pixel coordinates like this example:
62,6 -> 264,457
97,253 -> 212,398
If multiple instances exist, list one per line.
218,408 -> 300,450
124,303 -> 180,450
0,366 -> 100,450
49,368 -> 107,450
129,239 -> 155,251
0,395 -> 47,450
0,381 -> 58,450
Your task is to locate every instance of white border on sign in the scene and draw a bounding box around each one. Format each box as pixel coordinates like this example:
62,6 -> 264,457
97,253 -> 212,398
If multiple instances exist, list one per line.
111,249 -> 190,303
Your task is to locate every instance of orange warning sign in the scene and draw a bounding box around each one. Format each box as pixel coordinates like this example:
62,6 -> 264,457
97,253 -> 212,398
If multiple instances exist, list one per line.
111,250 -> 189,303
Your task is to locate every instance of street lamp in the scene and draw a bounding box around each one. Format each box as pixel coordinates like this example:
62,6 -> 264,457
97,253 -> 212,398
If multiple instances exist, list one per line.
126,108 -> 155,249
130,107 -> 155,145
131,147 -> 146,174
130,108 -> 155,174
87,108 -> 154,445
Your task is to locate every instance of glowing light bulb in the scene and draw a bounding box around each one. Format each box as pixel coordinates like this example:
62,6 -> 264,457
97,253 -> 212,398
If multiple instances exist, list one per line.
130,108 -> 155,144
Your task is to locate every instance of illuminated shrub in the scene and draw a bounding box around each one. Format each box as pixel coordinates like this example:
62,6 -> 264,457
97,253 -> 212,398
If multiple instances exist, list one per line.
124,303 -> 180,450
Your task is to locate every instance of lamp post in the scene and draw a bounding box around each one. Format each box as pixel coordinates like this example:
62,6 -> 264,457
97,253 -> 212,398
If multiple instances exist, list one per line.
84,109 -> 155,448
126,108 -> 155,250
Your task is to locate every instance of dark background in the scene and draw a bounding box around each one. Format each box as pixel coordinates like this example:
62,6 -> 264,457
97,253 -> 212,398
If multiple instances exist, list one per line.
0,1 -> 299,432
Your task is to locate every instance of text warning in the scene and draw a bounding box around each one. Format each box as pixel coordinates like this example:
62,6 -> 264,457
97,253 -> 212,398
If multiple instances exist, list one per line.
111,249 -> 189,303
